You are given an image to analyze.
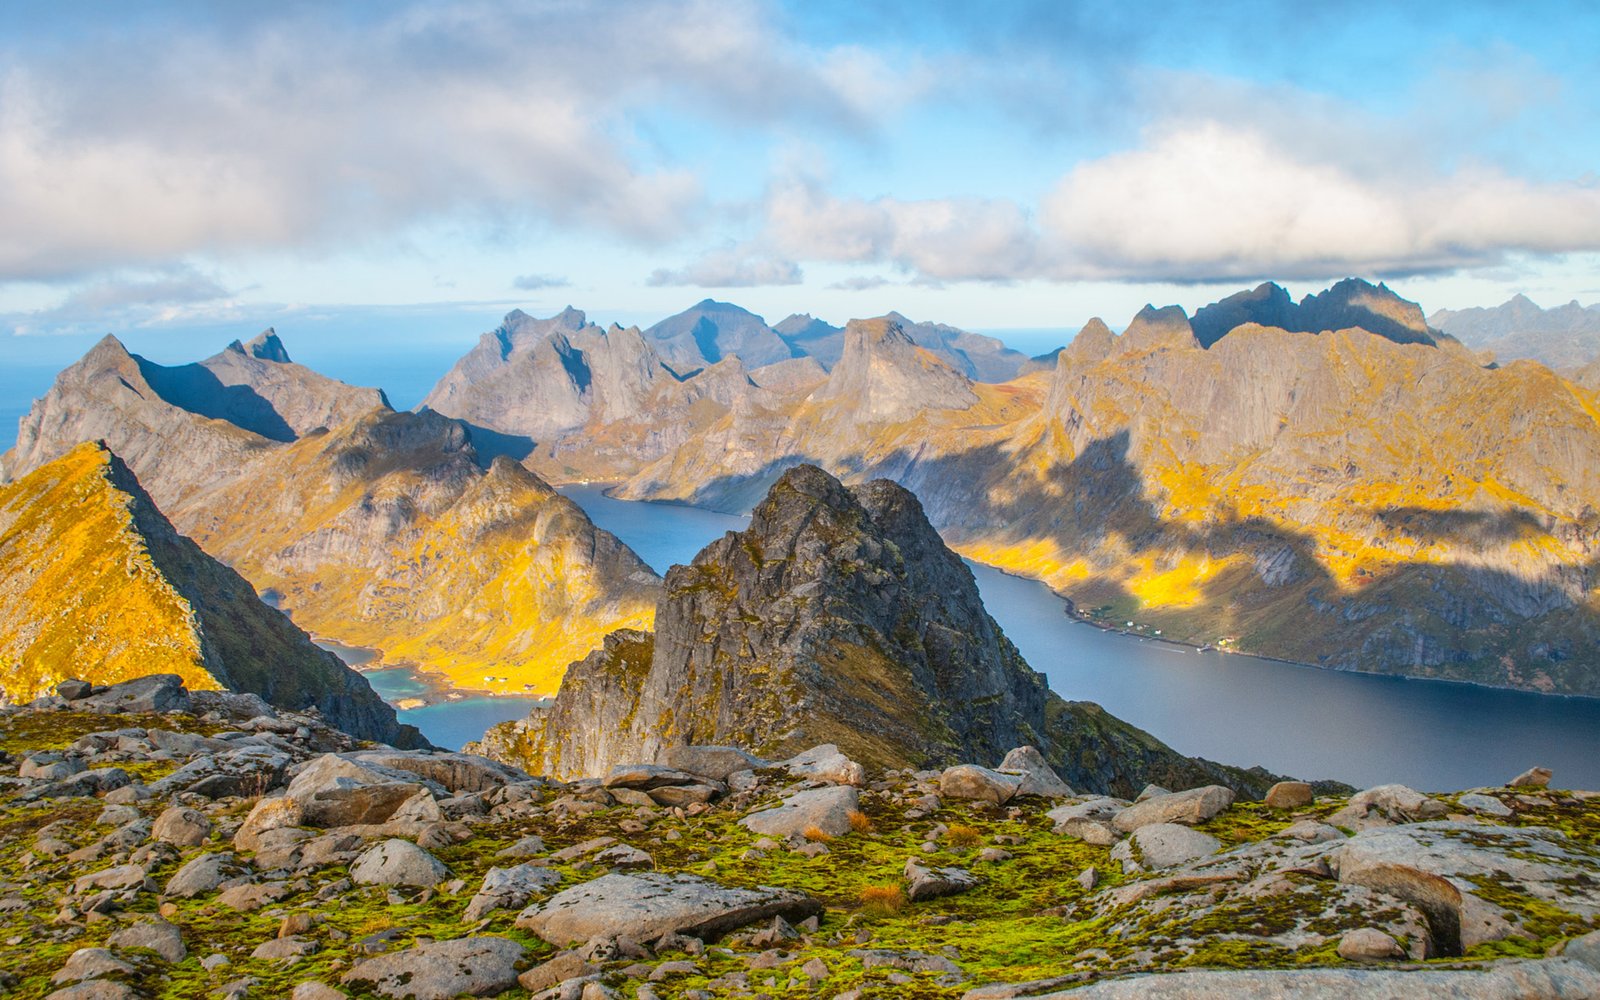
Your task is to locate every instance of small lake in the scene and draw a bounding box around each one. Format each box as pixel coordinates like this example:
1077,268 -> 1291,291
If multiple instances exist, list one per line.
560,485 -> 1600,792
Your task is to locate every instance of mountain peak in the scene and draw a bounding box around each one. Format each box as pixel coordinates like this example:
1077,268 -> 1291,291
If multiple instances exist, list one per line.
1119,304 -> 1198,355
243,328 -> 292,363
814,317 -> 978,421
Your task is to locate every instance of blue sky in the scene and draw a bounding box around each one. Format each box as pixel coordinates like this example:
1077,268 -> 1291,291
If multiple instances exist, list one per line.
1,0 -> 1598,365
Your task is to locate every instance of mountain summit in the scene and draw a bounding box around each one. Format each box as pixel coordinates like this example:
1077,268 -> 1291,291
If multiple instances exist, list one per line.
490,465 -> 1279,796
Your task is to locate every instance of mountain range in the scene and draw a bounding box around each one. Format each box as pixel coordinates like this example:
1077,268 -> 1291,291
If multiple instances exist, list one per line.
1431,293 -> 1600,370
5,278 -> 1600,701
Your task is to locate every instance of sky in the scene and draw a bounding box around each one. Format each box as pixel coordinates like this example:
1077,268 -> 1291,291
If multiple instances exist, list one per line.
1,0 -> 1599,370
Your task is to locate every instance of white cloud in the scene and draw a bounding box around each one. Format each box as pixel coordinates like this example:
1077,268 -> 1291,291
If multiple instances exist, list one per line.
647,245 -> 802,288
0,1 -> 907,282
1041,121 -> 1600,281
764,177 -> 1037,282
511,273 -> 570,292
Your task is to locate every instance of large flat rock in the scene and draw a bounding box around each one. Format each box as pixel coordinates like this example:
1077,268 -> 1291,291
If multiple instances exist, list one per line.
515,872 -> 820,946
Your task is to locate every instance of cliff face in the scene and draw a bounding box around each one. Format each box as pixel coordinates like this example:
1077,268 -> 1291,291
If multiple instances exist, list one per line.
1431,292 -> 1600,369
0,442 -> 424,747
494,465 -> 1279,797
179,409 -> 663,696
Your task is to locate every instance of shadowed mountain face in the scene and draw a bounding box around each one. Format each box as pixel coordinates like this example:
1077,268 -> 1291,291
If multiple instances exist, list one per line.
488,465 -> 1287,797
1191,279 -> 1438,348
0,332 -> 387,511
1431,293 -> 1600,370
1,333 -> 668,696
0,442 -> 425,747
644,300 -> 797,371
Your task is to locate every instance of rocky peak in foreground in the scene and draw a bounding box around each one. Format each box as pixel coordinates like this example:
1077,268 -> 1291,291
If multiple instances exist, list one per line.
0,442 -> 423,748
485,464 -> 1290,798
4,673 -> 1592,997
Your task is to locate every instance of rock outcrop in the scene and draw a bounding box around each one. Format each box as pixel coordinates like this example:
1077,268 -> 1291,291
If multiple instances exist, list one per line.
487,465 -> 1284,797
0,446 -> 423,746
1431,291 -> 1600,369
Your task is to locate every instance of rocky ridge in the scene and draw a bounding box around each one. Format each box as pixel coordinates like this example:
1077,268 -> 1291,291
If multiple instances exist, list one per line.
0,675 -> 1595,998
0,442 -> 423,748
1431,293 -> 1600,369
480,465 -> 1292,799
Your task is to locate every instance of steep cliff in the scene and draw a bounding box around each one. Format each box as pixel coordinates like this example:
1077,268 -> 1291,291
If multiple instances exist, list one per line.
491,465 -> 1280,797
0,442 -> 424,746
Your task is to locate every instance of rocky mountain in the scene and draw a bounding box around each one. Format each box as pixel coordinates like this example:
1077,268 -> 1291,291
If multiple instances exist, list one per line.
2,677 -> 1595,997
0,442 -> 423,746
884,311 -> 1042,381
488,464 -> 1282,797
643,300 -> 797,372
773,312 -> 845,366
1191,278 -> 1438,348
610,281 -> 1600,697
2,332 -> 667,696
810,318 -> 979,422
0,332 -> 385,511
1430,292 -> 1600,369
174,408 -> 663,696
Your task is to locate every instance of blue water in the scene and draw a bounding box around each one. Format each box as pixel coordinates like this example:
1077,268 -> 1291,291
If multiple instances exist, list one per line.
559,485 -> 1600,792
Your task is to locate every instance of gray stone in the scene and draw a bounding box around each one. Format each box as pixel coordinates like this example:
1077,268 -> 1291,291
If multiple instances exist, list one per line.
349,839 -> 449,888
780,745 -> 864,786
76,674 -> 191,714
996,747 -> 1074,798
165,852 -> 240,898
55,679 -> 93,701
253,936 -> 319,962
741,785 -> 860,839
603,764 -> 702,790
515,872 -> 820,946
904,857 -> 980,901
1026,959 -> 1600,998
1337,928 -> 1405,961
43,983 -> 142,1000
1325,784 -> 1448,829
283,754 -> 432,827
939,765 -> 1023,806
461,863 -> 564,923
53,948 -> 134,984
1458,793 -> 1514,818
290,984 -> 347,1000
151,746 -> 292,800
21,753 -> 86,781
108,917 -> 186,963
1113,786 -> 1234,832
663,745 -> 769,782
342,936 -> 525,999
1130,824 -> 1221,869
153,806 -> 212,847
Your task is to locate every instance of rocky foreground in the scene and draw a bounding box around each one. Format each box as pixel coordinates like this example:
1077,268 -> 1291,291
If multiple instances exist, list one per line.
0,677 -> 1597,998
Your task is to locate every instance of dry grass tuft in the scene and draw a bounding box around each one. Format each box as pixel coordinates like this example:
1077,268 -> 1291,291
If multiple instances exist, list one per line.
859,884 -> 908,917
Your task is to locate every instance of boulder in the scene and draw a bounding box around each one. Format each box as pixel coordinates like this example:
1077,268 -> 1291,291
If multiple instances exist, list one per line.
345,751 -> 530,793
648,784 -> 723,808
1112,786 -> 1234,832
515,872 -> 820,946
234,796 -> 305,852
1130,824 -> 1222,869
462,864 -> 564,922
1508,767 -> 1553,789
152,806 -> 212,847
1337,928 -> 1405,961
107,917 -> 187,963
997,747 -> 1074,798
20,753 -> 86,781
741,785 -> 860,839
663,745 -> 769,782
53,948 -> 134,984
904,857 -> 980,901
603,764 -> 702,790
283,755 -> 433,827
1458,793 -> 1513,818
164,852 -> 241,898
342,936 -> 525,999
1325,784 -> 1448,829
939,765 -> 1024,806
780,745 -> 864,786
43,983 -> 142,1000
150,746 -> 292,799
75,674 -> 190,714
349,839 -> 449,888
1263,781 -> 1314,810
1023,961 -> 1600,998
55,679 -> 93,701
